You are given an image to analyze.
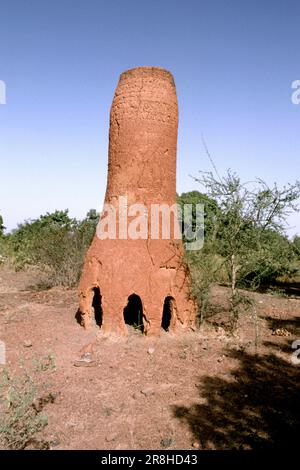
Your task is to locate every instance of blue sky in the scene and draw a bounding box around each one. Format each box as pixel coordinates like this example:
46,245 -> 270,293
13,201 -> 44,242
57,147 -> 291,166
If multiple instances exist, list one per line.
0,0 -> 299,235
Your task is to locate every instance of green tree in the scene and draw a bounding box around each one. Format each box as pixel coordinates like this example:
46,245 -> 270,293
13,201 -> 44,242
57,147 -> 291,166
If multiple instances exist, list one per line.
238,229 -> 297,288
177,190 -> 219,242
9,209 -> 98,286
292,235 -> 300,258
177,191 -> 222,324
194,170 -> 300,325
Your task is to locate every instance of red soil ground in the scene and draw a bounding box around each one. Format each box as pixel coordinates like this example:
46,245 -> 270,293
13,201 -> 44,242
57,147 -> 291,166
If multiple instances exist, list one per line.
0,266 -> 299,450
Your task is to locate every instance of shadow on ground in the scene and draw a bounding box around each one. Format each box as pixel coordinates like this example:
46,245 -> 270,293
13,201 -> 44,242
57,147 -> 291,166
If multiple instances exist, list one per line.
173,348 -> 300,449
257,282 -> 300,298
265,315 -> 300,336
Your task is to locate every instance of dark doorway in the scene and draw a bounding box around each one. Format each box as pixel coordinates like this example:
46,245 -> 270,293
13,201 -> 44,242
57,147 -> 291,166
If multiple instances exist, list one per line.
123,294 -> 144,332
161,296 -> 175,331
92,287 -> 103,327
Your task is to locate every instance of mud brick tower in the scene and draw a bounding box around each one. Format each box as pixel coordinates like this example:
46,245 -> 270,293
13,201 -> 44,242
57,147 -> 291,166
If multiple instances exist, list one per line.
78,66 -> 196,336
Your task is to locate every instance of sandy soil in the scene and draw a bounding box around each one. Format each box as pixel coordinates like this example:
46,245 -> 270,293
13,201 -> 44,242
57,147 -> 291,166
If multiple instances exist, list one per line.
0,266 -> 299,450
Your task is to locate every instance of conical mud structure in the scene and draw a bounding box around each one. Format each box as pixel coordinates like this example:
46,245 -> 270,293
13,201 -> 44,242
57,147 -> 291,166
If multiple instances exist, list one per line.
78,66 -> 196,336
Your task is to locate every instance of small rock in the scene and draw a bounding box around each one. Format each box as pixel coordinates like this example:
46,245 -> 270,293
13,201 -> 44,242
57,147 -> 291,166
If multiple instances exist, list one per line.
23,340 -> 32,348
147,347 -> 155,355
103,407 -> 113,417
272,328 -> 291,337
81,352 -> 93,361
141,388 -> 155,397
73,360 -> 97,367
106,433 -> 118,442
192,441 -> 200,449
73,352 -> 97,367
160,438 -> 173,448
50,438 -> 61,448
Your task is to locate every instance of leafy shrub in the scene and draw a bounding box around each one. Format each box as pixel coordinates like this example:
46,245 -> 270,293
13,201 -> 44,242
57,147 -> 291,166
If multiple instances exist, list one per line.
293,236 -> 300,259
185,250 -> 224,325
177,190 -> 219,243
237,230 -> 297,289
179,171 -> 300,327
0,368 -> 49,450
8,209 -> 98,287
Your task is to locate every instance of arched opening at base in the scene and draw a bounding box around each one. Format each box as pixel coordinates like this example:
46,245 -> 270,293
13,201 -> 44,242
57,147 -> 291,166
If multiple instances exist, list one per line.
92,287 -> 103,327
161,296 -> 176,331
123,294 -> 144,333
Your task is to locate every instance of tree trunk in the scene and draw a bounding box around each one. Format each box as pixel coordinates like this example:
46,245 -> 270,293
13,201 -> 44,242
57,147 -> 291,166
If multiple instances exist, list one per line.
231,254 -> 237,298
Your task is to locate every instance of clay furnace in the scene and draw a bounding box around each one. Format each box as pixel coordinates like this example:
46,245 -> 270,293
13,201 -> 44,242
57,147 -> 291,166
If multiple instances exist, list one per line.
78,66 -> 196,336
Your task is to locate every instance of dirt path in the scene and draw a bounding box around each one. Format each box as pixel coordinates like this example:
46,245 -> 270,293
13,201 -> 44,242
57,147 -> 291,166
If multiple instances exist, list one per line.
0,266 -> 299,450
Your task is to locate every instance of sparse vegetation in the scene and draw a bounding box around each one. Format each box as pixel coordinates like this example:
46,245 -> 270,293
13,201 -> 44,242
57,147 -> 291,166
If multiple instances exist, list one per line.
2,209 -> 98,287
179,170 -> 300,327
0,362 -> 55,450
